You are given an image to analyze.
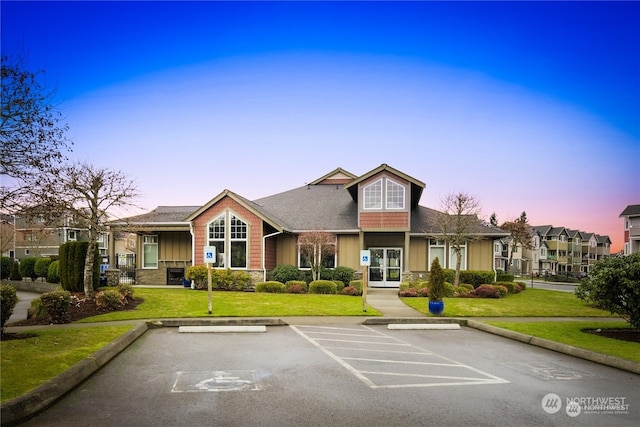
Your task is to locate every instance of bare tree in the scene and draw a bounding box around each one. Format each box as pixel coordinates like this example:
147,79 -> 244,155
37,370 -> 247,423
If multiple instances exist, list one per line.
1,55 -> 71,212
500,211 -> 533,274
298,231 -> 336,281
436,192 -> 482,287
29,163 -> 138,296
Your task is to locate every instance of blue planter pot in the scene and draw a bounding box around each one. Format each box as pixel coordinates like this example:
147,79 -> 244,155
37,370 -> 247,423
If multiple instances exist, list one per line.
428,300 -> 445,316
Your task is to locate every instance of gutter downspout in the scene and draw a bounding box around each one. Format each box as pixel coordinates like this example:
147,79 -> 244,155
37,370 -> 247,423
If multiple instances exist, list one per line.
263,230 -> 283,281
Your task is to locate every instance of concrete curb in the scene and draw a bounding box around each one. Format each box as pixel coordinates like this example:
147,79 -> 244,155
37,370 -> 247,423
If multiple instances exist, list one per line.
1,322 -> 148,427
465,320 -> 640,375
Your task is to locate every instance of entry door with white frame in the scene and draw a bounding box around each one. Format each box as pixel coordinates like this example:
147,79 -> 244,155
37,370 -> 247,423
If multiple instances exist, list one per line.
368,248 -> 402,288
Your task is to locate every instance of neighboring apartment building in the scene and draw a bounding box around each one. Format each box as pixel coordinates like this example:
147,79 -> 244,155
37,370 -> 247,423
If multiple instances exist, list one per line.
620,204 -> 640,255
501,225 -> 610,276
108,164 -> 509,287
12,211 -> 109,261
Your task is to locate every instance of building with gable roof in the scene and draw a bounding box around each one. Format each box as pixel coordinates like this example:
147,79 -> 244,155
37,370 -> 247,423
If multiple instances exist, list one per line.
620,204 -> 640,255
108,164 -> 508,287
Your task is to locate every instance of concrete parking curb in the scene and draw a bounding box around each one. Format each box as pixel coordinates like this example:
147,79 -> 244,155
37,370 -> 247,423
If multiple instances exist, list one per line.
466,320 -> 640,375
1,322 -> 148,427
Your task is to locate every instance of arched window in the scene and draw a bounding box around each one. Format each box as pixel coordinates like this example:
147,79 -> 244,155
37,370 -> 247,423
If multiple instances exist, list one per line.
363,179 -> 382,209
385,179 -> 405,209
207,212 -> 248,268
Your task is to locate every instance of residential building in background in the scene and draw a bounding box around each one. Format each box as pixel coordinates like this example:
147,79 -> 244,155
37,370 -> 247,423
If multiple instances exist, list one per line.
11,211 -> 108,261
620,204 -> 640,255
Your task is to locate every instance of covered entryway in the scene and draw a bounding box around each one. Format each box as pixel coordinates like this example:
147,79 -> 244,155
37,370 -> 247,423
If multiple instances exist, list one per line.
368,248 -> 402,288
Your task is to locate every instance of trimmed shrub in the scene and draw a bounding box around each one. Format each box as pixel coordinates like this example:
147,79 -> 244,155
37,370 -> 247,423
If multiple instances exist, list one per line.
333,280 -> 345,292
10,260 -> 22,280
285,280 -> 308,293
185,265 -> 208,289
348,280 -> 363,295
473,285 -> 501,299
117,283 -> 134,302
96,289 -> 125,310
516,281 -> 527,291
1,284 -> 18,331
270,265 -> 302,283
399,288 -> 418,297
287,284 -> 305,294
332,266 -> 355,286
495,281 -> 521,294
19,257 -> 38,281
309,280 -> 337,294
417,287 -> 429,297
453,284 -> 474,297
492,285 -> 509,297
29,298 -> 46,319
47,260 -> 61,283
398,282 -> 414,294
443,269 -> 495,287
443,282 -> 455,298
34,257 -> 52,281
428,257 -> 445,301
255,281 -> 286,293
1,256 -> 11,280
496,272 -> 515,282
342,286 -> 360,296
40,290 -> 72,323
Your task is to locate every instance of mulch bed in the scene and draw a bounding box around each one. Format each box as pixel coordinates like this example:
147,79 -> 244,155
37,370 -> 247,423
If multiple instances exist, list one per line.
583,328 -> 640,343
2,293 -> 142,341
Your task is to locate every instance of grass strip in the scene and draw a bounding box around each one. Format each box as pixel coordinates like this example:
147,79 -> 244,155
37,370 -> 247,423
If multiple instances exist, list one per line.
1,326 -> 134,402
401,288 -> 612,317
485,321 -> 640,363
78,288 -> 381,322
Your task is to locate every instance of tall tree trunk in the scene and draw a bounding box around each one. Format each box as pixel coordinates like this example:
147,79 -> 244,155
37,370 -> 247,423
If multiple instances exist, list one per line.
454,249 -> 462,287
84,238 -> 96,297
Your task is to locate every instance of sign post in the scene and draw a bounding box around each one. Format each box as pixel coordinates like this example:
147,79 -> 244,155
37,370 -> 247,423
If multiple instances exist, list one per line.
204,246 -> 216,314
360,250 -> 371,312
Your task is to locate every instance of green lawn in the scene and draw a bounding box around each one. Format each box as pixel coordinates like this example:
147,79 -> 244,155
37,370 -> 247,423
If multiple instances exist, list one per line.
401,288 -> 613,317
1,326 -> 134,402
78,288 -> 381,322
485,321 -> 640,363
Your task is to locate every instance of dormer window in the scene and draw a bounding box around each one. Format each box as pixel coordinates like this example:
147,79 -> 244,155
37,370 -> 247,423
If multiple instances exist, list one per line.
363,179 -> 382,209
386,179 -> 405,209
363,178 -> 406,210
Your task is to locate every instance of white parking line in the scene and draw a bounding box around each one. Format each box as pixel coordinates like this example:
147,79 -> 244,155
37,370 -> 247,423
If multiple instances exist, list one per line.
291,325 -> 509,389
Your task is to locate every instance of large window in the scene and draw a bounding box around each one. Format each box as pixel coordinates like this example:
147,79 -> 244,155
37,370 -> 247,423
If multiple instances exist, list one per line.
429,239 -> 445,268
386,179 -> 405,209
207,212 -> 248,268
363,177 -> 406,210
363,179 -> 382,209
142,235 -> 158,268
449,244 -> 467,270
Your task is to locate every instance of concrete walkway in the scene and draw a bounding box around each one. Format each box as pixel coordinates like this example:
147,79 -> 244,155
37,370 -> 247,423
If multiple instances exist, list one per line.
365,287 -> 427,317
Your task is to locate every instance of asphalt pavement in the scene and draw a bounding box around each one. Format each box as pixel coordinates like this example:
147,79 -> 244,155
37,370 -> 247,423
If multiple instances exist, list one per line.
2,285 -> 638,427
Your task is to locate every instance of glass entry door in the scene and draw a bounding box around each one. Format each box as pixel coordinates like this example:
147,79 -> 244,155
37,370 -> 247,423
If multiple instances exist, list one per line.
368,248 -> 402,288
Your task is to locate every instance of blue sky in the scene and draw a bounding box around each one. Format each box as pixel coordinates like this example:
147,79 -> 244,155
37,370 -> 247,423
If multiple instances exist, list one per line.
2,1 -> 639,252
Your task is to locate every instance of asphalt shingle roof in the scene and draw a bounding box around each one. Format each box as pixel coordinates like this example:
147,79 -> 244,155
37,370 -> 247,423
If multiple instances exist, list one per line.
252,185 -> 358,231
620,204 -> 640,216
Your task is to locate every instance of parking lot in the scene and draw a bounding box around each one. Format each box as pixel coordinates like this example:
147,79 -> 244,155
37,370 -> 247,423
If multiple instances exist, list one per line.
20,324 -> 639,427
